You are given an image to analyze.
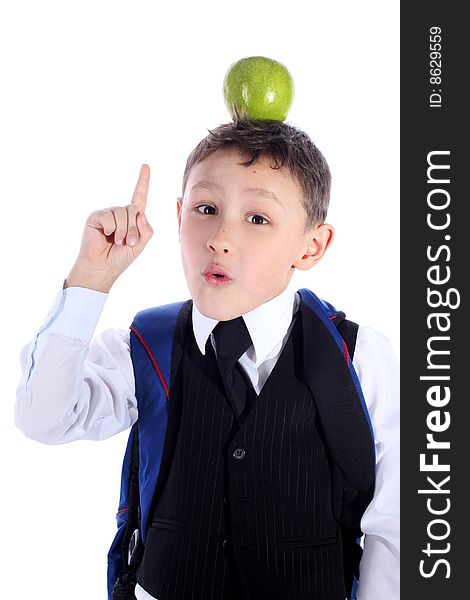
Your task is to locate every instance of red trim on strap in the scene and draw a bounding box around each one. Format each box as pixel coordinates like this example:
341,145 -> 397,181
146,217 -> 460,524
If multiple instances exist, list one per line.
130,325 -> 170,399
342,339 -> 350,366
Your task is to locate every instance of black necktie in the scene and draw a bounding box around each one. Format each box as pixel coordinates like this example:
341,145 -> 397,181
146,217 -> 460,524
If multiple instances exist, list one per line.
212,317 -> 254,416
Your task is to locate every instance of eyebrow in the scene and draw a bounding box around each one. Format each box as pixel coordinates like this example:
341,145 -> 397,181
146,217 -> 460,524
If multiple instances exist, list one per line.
190,179 -> 284,207
243,187 -> 283,207
190,179 -> 222,192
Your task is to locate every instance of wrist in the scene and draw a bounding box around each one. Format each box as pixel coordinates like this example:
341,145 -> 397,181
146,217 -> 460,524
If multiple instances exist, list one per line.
64,263 -> 116,293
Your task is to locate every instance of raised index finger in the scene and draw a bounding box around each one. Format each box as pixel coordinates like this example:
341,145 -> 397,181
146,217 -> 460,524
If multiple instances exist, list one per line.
131,163 -> 150,212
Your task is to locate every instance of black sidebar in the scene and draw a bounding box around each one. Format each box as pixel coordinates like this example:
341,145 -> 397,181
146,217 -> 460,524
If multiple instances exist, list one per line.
401,2 -> 468,598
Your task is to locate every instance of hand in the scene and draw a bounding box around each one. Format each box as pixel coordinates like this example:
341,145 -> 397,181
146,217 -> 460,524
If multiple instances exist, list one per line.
65,164 -> 154,292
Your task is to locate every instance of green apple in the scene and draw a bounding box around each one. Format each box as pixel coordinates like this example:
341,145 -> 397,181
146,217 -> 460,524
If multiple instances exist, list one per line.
223,56 -> 294,122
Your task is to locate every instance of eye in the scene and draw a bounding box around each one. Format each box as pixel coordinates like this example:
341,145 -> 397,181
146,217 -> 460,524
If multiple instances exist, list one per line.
247,214 -> 269,225
196,204 -> 216,215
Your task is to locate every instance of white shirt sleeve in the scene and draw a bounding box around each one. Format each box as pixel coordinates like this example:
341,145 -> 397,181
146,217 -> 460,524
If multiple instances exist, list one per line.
353,326 -> 400,600
15,282 -> 138,444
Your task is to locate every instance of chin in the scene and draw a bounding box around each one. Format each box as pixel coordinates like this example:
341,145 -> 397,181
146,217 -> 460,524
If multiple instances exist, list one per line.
199,304 -> 239,322
193,295 -> 242,322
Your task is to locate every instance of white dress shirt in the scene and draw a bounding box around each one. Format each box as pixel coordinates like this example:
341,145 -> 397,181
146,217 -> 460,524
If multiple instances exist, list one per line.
15,281 -> 400,600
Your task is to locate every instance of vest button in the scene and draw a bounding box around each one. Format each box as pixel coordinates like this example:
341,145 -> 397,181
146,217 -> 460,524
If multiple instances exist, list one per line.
222,538 -> 228,548
232,447 -> 246,460
223,496 -> 228,505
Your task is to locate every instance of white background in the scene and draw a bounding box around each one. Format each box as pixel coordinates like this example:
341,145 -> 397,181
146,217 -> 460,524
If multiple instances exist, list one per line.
1,1 -> 399,598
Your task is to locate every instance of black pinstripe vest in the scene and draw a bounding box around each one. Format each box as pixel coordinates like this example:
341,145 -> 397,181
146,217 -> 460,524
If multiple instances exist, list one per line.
135,301 -> 373,600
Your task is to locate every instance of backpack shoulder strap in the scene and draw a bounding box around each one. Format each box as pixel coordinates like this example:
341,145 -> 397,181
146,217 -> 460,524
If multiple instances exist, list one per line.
298,288 -> 375,490
323,308 -> 371,600
130,299 -> 191,394
109,299 -> 191,600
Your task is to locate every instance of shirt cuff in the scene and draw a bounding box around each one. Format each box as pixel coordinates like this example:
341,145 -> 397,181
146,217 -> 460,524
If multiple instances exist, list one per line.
48,280 -> 109,343
20,281 -> 109,390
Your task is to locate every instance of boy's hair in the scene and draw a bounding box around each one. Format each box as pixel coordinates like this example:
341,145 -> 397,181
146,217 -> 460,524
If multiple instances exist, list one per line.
181,119 -> 331,229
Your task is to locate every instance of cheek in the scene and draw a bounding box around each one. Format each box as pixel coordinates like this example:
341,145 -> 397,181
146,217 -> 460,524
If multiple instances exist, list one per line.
180,220 -> 201,253
244,236 -> 290,273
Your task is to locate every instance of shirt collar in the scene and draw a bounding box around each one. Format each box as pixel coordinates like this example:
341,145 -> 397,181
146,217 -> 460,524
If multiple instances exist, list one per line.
192,281 -> 298,364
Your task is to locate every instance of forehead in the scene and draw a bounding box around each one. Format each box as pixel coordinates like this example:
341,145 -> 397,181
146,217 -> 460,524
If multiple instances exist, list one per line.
185,147 -> 302,202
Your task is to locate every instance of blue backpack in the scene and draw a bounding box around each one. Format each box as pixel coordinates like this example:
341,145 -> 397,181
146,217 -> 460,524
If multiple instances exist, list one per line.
107,288 -> 375,600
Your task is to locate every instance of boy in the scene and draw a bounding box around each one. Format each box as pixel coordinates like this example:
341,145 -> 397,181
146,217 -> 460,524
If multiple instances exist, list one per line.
15,120 -> 399,599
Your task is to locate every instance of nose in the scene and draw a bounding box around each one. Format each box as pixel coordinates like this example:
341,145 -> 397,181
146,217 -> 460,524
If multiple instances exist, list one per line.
207,222 -> 234,255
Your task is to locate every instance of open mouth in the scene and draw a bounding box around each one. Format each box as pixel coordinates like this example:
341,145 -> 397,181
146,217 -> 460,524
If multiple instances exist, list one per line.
203,267 -> 233,287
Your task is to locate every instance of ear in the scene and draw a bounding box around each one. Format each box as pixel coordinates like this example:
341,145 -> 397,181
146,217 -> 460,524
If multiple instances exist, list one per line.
176,197 -> 183,239
292,223 -> 335,270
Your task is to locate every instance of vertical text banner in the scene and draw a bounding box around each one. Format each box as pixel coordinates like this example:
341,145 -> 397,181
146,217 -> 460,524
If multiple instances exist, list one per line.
401,1 -> 468,598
